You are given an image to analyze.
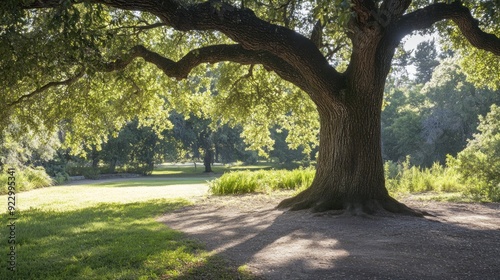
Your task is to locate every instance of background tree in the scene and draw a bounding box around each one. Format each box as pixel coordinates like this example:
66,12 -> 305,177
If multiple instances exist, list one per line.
211,124 -> 254,164
95,119 -> 169,174
2,0 -> 499,215
169,112 -> 215,172
0,121 -> 61,168
382,57 -> 500,166
412,40 -> 440,84
270,126 -> 317,167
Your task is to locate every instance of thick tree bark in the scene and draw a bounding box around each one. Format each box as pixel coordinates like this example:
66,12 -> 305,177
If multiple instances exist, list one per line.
278,93 -> 421,216
278,23 -> 422,215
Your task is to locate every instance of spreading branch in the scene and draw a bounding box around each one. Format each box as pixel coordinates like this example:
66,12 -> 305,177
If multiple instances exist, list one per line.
8,43 -> 312,107
395,2 -> 500,55
109,22 -> 167,32
8,71 -> 84,107
102,44 -> 312,93
380,0 -> 412,20
20,0 -> 343,98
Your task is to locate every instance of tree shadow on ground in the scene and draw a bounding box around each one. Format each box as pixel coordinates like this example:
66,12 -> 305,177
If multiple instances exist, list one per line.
160,202 -> 500,279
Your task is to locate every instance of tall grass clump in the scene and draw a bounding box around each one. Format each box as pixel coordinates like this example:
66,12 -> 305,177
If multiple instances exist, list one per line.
209,168 -> 315,195
385,157 -> 464,196
0,166 -> 53,194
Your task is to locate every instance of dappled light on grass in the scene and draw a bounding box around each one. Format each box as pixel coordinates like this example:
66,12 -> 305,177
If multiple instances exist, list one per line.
0,180 -> 209,213
0,200 -> 204,279
0,183 -> 257,279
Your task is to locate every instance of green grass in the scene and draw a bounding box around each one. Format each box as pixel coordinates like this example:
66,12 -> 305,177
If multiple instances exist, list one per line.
92,176 -> 210,188
0,179 -> 257,279
153,162 -> 276,176
209,168 -> 315,195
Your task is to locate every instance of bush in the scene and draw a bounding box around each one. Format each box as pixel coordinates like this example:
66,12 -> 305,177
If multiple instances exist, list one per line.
53,172 -> 70,184
0,166 -> 53,195
449,105 -> 500,201
81,167 -> 101,179
450,151 -> 500,202
209,168 -> 315,195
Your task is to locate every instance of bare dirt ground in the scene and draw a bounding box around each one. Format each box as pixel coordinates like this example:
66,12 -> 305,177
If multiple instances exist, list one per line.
159,192 -> 500,280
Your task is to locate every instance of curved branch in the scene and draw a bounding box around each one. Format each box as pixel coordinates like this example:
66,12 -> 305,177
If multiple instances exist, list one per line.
8,43 -> 311,107
380,0 -> 412,20
394,2 -> 500,55
102,44 -> 312,93
8,71 -> 84,107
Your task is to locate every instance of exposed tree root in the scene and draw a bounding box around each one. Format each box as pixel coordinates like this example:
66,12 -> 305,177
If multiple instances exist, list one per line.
278,194 -> 429,217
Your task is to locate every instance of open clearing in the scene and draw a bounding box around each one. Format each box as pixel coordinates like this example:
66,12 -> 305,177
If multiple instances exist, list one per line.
159,190 -> 500,280
8,176 -> 500,279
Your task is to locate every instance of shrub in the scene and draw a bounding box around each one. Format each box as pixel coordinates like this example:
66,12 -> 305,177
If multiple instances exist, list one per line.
81,167 -> 101,179
449,105 -> 500,201
0,166 -> 53,195
54,172 -> 70,184
209,168 -> 315,195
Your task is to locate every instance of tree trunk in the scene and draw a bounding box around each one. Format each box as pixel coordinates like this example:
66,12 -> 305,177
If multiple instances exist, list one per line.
91,147 -> 99,169
278,91 -> 422,216
203,148 -> 213,173
109,158 -> 117,173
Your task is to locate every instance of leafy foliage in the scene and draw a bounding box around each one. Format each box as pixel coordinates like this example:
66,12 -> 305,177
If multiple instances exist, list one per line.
450,105 -> 500,201
0,1 -> 322,157
437,0 -> 500,90
383,56 -> 500,166
0,121 -> 61,168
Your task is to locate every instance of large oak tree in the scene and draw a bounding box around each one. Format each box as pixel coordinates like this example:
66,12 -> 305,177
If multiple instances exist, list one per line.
2,0 -> 499,215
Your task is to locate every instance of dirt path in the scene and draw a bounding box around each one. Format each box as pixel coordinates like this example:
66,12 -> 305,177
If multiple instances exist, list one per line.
159,193 -> 500,279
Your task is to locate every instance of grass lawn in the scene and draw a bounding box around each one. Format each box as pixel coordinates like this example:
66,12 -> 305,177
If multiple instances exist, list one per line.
92,177 -> 211,188
0,177 -> 256,279
152,161 -> 276,175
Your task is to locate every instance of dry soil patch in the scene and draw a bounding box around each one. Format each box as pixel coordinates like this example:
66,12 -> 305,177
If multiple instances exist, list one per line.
159,193 -> 500,280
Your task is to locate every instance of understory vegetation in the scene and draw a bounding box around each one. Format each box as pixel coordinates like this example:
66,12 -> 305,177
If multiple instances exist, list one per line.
0,166 -> 53,195
384,159 -> 465,199
211,155 -> 499,202
209,168 -> 316,195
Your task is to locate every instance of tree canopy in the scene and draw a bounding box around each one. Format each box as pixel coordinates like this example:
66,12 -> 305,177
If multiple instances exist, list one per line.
1,0 -> 497,148
1,0 -> 498,214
